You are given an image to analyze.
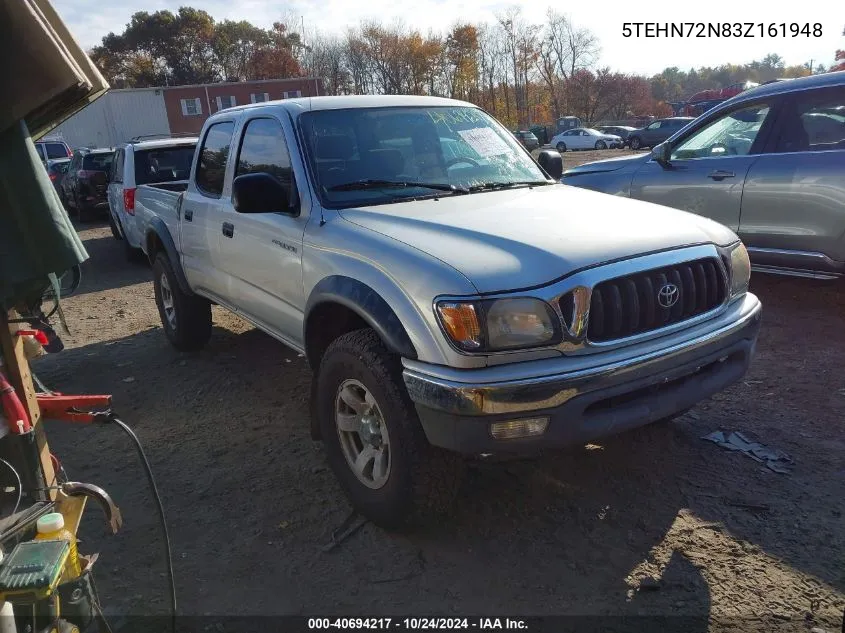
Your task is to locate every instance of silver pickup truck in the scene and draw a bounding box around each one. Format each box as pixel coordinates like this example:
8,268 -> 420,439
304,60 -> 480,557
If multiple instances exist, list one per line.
138,95 -> 762,528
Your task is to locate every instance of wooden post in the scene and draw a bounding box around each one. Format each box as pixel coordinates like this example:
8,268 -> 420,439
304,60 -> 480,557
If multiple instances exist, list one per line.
0,309 -> 56,499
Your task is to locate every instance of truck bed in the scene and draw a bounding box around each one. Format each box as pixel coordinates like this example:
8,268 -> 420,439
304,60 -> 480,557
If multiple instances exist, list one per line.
135,182 -> 186,254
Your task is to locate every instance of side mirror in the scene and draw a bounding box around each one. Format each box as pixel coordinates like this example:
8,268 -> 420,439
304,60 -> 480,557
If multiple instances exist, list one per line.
651,143 -> 671,167
232,172 -> 291,214
537,149 -> 563,180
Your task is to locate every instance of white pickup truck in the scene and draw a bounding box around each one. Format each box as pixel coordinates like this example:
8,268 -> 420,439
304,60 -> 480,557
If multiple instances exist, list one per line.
136,95 -> 762,528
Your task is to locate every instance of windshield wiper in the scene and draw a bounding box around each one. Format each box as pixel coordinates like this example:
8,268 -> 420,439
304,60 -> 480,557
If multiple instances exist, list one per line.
327,179 -> 469,193
467,180 -> 552,192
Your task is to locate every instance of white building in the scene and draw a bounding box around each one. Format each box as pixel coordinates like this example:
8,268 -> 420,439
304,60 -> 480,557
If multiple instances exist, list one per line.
49,87 -> 170,148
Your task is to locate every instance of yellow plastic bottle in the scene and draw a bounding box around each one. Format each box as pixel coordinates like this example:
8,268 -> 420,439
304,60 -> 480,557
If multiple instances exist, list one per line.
34,512 -> 82,580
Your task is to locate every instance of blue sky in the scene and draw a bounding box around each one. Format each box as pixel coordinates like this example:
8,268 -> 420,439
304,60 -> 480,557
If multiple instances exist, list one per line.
54,0 -> 841,76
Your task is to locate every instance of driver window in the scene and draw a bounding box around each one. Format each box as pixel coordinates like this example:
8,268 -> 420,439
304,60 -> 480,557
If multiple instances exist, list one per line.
647,122 -> 661,130
670,104 -> 771,160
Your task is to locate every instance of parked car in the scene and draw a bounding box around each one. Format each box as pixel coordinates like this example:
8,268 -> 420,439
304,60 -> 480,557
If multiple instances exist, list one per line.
35,138 -> 72,164
550,128 -> 623,152
137,95 -> 760,528
60,147 -> 114,222
107,136 -> 198,260
595,126 -> 637,146
512,130 -> 540,150
626,117 -> 695,150
562,72 -> 845,279
45,157 -> 71,196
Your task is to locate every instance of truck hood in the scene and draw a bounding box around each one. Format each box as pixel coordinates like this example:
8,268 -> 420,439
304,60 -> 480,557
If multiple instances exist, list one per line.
338,184 -> 737,294
563,152 -> 649,176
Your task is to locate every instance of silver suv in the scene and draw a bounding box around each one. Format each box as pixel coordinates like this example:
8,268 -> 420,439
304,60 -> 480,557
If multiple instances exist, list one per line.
563,72 -> 845,279
107,136 -> 197,260
139,95 -> 762,528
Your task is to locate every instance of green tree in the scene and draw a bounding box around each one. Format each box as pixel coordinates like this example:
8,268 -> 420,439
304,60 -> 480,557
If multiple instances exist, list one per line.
213,20 -> 269,81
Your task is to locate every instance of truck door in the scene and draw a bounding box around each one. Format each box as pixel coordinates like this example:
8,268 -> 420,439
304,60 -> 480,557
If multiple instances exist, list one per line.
179,120 -> 236,301
630,100 -> 777,231
217,116 -> 307,346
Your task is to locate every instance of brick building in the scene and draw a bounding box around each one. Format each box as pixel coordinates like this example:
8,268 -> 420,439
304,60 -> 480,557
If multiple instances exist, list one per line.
50,77 -> 324,147
164,77 -> 324,134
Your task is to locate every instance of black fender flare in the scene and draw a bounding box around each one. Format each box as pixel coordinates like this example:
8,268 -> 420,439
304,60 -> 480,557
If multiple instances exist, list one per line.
304,276 -> 417,364
145,217 -> 193,296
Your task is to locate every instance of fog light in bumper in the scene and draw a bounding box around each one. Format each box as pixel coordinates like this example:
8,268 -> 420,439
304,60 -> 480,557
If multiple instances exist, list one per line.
490,417 -> 549,440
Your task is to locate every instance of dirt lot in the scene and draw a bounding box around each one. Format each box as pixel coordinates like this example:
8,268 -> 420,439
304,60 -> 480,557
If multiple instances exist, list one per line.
33,149 -> 844,630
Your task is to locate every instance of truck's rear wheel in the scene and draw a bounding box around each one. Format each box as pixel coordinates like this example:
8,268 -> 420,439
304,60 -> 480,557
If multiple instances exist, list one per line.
153,253 -> 211,351
316,329 -> 464,529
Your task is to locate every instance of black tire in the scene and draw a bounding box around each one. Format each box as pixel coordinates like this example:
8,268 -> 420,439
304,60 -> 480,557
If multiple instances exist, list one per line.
124,239 -> 145,264
595,140 -> 607,150
108,211 -> 122,240
119,217 -> 145,264
556,142 -> 567,153
629,136 -> 642,150
152,253 -> 211,351
77,195 -> 94,223
316,329 -> 464,529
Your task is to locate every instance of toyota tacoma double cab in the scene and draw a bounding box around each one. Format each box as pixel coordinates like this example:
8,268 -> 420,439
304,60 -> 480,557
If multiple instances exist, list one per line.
139,95 -> 762,528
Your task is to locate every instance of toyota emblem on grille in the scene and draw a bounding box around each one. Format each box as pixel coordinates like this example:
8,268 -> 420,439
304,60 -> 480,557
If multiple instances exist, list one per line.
657,283 -> 680,308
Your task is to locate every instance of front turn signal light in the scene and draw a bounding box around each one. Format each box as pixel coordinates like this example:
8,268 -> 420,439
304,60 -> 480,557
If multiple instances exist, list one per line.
436,302 -> 482,351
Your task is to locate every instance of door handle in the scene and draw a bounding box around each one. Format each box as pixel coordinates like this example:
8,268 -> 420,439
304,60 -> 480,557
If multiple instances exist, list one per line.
222,222 -> 234,238
184,209 -> 193,222
708,170 -> 735,181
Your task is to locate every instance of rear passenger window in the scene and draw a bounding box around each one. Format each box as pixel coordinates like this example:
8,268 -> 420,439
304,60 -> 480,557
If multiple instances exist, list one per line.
235,118 -> 293,193
196,121 -> 235,196
112,150 -> 124,183
776,87 -> 845,153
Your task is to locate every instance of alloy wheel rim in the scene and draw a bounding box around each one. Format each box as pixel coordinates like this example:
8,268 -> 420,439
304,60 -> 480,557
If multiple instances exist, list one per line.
335,379 -> 391,489
160,273 -> 176,330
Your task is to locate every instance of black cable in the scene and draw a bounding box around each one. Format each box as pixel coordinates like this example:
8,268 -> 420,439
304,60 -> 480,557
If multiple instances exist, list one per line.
107,417 -> 176,633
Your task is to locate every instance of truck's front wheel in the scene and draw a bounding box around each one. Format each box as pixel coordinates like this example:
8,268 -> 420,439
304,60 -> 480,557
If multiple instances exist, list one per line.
153,253 -> 212,351
316,329 -> 464,529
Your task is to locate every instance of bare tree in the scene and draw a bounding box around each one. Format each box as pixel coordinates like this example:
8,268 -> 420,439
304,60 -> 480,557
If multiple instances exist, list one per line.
344,28 -> 373,94
535,10 -> 600,116
301,31 -> 350,95
476,24 -> 501,115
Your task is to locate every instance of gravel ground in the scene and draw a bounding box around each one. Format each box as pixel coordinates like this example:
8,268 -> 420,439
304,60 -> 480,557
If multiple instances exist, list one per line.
32,150 -> 845,630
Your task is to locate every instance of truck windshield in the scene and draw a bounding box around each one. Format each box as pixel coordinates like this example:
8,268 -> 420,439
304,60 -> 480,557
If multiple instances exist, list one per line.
134,145 -> 196,185
299,106 -> 549,208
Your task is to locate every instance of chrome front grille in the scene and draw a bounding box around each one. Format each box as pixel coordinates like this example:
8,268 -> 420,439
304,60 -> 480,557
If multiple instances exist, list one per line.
583,257 -> 727,343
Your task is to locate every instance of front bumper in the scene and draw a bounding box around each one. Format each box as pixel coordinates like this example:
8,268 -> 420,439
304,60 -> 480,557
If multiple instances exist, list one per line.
403,293 -> 761,454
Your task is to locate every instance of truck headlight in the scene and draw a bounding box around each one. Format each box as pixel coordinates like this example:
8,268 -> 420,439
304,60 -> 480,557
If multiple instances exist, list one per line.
436,297 -> 561,352
728,242 -> 751,297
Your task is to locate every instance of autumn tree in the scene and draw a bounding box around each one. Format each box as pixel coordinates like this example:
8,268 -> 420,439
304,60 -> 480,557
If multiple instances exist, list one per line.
91,9 -> 302,87
212,20 -> 269,81
444,25 -> 479,101
250,22 -> 301,79
834,26 -> 845,72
